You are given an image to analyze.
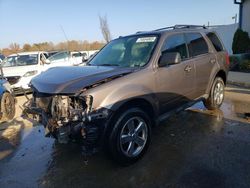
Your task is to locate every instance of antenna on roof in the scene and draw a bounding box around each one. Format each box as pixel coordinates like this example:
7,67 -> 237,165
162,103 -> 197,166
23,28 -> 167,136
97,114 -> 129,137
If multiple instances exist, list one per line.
60,25 -> 70,51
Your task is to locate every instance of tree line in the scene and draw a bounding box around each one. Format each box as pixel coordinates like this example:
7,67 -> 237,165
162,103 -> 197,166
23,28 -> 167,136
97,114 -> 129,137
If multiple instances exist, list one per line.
1,15 -> 112,56
0,40 -> 106,56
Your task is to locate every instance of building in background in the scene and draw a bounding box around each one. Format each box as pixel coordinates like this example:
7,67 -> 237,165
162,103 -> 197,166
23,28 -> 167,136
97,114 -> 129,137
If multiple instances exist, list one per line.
210,24 -> 238,54
234,0 -> 250,34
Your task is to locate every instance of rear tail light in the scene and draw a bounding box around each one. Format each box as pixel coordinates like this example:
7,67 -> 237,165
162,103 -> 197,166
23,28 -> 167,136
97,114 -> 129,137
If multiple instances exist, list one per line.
225,53 -> 230,65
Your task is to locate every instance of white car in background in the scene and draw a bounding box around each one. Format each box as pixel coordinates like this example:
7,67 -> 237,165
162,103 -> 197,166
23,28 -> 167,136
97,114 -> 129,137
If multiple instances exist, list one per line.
80,50 -> 99,59
46,51 -> 87,66
2,51 -> 85,94
2,51 -> 48,94
2,50 -> 95,94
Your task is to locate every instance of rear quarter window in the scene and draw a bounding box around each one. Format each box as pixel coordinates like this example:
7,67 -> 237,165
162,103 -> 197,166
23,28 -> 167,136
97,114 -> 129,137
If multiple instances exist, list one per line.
185,33 -> 208,57
206,32 -> 224,52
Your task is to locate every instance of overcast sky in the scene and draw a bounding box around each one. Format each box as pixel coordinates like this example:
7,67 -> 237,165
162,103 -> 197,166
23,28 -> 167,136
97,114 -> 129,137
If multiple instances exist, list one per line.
0,0 -> 239,48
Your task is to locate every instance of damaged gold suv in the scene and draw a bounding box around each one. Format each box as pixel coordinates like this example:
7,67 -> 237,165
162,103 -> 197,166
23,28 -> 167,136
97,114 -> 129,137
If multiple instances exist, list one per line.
25,25 -> 229,165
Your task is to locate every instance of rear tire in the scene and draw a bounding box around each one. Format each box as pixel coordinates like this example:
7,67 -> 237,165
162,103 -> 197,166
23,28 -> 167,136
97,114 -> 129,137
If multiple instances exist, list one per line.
0,92 -> 15,122
204,77 -> 225,110
108,107 -> 151,165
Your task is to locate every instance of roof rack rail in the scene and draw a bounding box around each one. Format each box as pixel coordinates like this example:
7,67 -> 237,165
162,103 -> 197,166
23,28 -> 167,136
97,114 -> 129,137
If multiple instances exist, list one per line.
174,25 -> 207,29
154,26 -> 175,31
136,25 -> 207,34
154,25 -> 207,31
136,31 -> 148,34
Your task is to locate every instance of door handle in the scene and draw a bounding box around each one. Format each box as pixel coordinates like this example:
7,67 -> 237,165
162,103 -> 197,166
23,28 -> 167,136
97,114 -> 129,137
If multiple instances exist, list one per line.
184,65 -> 192,72
210,59 -> 216,64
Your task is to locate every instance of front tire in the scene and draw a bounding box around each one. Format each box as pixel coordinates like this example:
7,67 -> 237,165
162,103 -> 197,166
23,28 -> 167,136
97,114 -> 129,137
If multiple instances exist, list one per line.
0,92 -> 15,122
204,77 -> 225,110
108,107 -> 151,165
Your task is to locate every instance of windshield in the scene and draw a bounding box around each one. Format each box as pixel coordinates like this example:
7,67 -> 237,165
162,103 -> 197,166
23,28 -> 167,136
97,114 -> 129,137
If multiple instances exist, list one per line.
2,54 -> 38,67
89,35 -> 158,67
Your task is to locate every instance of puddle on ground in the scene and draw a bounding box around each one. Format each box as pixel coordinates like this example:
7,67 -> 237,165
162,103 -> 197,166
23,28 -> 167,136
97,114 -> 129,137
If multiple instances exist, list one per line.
188,93 -> 250,124
0,125 -> 54,188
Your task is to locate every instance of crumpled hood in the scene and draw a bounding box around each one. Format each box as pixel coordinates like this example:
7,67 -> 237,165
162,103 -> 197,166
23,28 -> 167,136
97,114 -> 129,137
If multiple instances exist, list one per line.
31,66 -> 133,94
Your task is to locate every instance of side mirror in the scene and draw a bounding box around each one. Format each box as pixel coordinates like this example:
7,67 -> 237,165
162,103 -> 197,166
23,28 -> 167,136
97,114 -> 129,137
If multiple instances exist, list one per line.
82,55 -> 88,63
158,52 -> 181,67
44,59 -> 50,64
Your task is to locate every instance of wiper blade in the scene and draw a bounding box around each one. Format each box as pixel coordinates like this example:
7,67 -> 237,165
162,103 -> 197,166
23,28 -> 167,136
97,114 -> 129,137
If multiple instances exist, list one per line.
98,63 -> 119,66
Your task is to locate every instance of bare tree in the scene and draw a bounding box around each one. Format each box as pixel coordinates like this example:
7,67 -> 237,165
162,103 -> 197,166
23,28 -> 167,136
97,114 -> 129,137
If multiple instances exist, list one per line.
99,15 -> 112,43
9,43 -> 20,53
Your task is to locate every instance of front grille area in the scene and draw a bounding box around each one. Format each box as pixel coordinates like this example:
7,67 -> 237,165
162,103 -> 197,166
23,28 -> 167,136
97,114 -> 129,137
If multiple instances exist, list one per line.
13,87 -> 32,95
6,76 -> 21,85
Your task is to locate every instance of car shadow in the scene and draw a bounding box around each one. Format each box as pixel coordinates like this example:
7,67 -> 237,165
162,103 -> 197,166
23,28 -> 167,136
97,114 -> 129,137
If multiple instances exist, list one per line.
0,119 -> 26,161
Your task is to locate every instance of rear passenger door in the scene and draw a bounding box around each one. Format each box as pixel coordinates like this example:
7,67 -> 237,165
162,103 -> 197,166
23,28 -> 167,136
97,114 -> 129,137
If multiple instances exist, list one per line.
156,33 -> 196,114
185,32 -> 215,97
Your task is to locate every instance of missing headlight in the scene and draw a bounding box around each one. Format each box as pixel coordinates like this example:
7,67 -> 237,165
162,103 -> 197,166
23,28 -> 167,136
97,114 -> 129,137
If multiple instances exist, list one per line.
50,95 -> 91,125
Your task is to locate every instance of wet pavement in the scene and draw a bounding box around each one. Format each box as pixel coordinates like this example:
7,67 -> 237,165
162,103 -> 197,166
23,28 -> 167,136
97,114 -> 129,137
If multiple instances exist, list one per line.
0,86 -> 250,188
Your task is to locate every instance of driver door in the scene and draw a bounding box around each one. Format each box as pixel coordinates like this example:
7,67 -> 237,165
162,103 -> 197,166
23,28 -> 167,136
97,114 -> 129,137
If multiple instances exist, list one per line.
156,33 -> 196,114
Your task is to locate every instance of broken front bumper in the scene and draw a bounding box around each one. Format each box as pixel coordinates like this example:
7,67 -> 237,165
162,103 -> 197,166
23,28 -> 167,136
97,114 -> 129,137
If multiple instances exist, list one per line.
23,104 -> 113,152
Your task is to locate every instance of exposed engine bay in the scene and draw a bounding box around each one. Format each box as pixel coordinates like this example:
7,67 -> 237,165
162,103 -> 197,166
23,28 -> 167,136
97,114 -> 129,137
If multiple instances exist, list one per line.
24,94 -> 111,155
50,95 -> 91,125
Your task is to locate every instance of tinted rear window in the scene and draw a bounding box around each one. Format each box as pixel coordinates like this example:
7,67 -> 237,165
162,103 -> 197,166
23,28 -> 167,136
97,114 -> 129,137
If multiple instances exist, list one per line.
206,32 -> 224,52
186,33 -> 208,57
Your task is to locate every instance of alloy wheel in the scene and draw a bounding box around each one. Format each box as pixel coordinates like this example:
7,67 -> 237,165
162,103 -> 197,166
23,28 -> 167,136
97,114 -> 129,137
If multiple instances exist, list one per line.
119,116 -> 148,157
213,81 -> 224,105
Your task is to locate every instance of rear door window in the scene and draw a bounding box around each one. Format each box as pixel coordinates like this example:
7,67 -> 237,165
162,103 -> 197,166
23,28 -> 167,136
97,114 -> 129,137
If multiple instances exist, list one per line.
206,32 -> 224,52
72,52 -> 82,57
185,33 -> 208,57
48,51 -> 69,62
162,34 -> 188,60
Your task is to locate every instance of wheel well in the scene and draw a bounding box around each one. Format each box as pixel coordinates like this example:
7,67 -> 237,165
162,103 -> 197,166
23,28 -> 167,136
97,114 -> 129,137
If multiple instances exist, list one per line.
117,98 -> 155,120
216,70 -> 227,84
109,98 -> 156,128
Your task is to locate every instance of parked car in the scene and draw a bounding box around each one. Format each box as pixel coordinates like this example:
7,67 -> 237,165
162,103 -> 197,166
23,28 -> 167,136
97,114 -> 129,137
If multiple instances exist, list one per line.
0,66 -> 15,122
47,51 -> 59,58
46,51 -> 87,66
0,54 -> 5,64
25,25 -> 229,165
2,51 -> 48,94
80,50 -> 99,60
2,51 -> 84,95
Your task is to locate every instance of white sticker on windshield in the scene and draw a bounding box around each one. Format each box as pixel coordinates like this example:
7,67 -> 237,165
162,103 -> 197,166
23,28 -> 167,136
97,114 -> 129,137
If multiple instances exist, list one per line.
136,37 -> 156,43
